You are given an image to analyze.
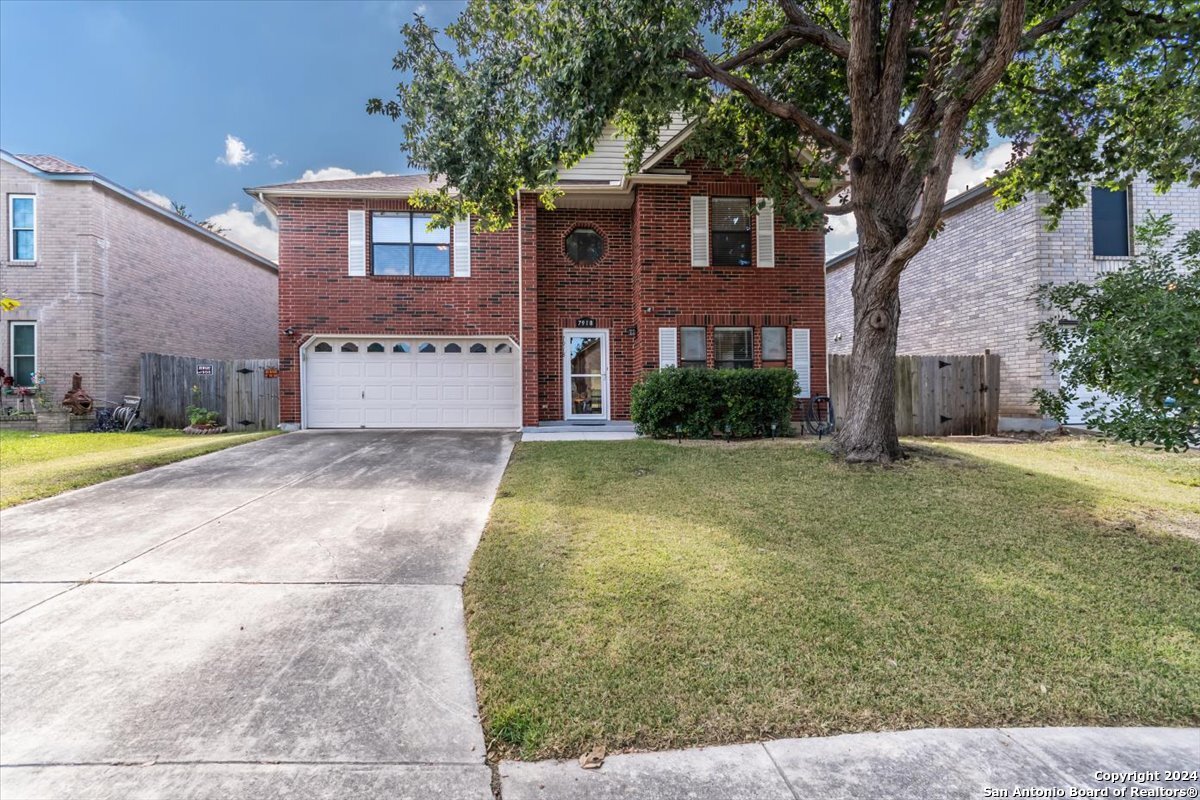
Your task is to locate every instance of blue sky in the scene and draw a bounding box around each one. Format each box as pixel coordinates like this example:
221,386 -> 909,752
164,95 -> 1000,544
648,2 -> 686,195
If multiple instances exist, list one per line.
1,0 -> 1005,260
0,0 -> 463,258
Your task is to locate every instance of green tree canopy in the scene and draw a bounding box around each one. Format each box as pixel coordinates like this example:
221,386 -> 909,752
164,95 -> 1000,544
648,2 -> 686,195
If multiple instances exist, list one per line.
369,0 -> 1198,461
1034,214 -> 1200,452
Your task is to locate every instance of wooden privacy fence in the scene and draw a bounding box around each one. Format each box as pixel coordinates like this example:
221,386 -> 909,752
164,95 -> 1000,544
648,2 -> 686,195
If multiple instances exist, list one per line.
140,353 -> 280,431
827,353 -> 1000,436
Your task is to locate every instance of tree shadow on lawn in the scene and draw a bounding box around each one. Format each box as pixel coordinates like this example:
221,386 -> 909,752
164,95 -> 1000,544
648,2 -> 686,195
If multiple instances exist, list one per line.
465,440 -> 1200,761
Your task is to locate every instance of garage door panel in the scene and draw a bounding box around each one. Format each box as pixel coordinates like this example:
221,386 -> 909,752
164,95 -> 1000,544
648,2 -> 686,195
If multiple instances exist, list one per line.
389,363 -> 415,378
306,337 -> 519,429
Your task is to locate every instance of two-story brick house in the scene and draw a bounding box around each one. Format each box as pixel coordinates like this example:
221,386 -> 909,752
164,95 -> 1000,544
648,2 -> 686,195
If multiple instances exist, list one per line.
1,150 -> 279,409
250,123 -> 826,430
825,176 -> 1199,430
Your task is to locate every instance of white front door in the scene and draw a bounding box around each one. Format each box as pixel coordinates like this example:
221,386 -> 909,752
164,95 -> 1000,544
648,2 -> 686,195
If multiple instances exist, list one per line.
563,329 -> 609,420
304,337 -> 520,429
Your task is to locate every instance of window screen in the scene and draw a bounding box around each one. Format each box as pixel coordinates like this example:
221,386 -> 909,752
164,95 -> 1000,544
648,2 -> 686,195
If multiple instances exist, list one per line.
714,327 -> 753,369
1091,188 -> 1130,257
762,327 -> 786,362
711,197 -> 752,267
680,327 -> 706,367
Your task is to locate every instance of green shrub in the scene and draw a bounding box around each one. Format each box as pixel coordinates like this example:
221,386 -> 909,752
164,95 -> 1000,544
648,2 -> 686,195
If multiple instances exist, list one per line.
631,367 -> 796,438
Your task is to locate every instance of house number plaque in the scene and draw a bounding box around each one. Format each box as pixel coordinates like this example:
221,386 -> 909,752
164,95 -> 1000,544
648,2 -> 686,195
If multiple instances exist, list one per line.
575,317 -> 597,328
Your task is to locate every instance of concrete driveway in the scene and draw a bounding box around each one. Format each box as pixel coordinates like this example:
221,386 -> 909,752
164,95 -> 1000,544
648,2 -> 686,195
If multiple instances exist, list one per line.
0,430 -> 516,800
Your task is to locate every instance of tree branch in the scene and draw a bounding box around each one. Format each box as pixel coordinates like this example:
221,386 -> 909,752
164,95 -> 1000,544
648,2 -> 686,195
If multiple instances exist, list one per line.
778,0 -> 853,59
879,0 -> 919,123
682,48 -> 852,154
792,175 -> 856,215
1021,0 -> 1093,47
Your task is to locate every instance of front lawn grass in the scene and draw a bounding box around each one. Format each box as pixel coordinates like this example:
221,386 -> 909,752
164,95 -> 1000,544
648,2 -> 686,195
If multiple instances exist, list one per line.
465,437 -> 1200,760
0,429 -> 280,508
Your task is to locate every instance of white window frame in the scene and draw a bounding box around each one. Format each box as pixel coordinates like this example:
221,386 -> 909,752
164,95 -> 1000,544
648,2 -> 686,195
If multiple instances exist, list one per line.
9,194 -> 36,263
9,321 -> 36,386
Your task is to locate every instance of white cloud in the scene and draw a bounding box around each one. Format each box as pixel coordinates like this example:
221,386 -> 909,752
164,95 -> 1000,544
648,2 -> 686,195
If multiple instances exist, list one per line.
296,166 -> 389,183
216,134 -> 255,167
136,189 -> 173,210
268,154 -> 284,169
823,140 -> 1014,257
825,213 -> 858,259
205,202 -> 278,262
947,141 -> 1013,197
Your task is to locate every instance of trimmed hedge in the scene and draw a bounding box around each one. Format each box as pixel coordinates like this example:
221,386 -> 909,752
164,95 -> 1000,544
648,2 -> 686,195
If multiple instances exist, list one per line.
630,367 -> 797,439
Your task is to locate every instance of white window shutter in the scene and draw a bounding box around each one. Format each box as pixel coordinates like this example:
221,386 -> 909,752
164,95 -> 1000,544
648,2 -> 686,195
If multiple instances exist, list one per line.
453,216 -> 471,277
690,195 -> 709,267
756,197 -> 775,268
658,327 -> 678,368
792,328 -> 811,398
347,210 -> 366,277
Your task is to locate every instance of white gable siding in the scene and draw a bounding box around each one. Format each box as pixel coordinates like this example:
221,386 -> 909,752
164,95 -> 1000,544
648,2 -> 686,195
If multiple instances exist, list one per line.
558,115 -> 692,183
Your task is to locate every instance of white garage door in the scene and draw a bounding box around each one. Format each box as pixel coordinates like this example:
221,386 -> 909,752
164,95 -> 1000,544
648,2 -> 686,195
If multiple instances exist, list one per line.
304,337 -> 520,429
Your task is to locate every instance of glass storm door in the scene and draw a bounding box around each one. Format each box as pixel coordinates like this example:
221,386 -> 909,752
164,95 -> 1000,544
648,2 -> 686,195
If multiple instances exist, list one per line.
564,329 -> 609,420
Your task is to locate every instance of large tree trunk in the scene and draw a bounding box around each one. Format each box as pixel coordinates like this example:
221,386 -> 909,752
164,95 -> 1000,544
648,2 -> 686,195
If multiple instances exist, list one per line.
833,240 -> 906,463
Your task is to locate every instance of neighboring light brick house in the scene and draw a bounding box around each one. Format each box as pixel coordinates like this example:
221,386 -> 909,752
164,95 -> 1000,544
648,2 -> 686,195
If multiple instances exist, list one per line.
825,176 -> 1199,430
249,123 -> 826,429
0,150 -> 278,408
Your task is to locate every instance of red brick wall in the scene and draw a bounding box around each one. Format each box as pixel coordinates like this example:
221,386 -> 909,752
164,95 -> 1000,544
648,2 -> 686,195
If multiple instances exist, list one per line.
534,207 -> 636,421
274,157 -> 826,426
275,196 -> 519,422
633,159 -> 827,395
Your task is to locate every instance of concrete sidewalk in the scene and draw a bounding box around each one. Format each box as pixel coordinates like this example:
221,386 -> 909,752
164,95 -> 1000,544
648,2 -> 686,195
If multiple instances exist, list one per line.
500,727 -> 1199,800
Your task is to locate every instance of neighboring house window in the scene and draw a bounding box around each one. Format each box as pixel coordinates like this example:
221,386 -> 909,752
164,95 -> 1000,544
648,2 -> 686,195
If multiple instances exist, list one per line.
9,195 -> 35,262
761,326 -> 787,365
680,327 -> 706,368
9,321 -> 35,386
711,197 -> 753,266
371,212 -> 450,276
565,228 -> 605,263
1091,187 -> 1131,257
714,327 -> 753,369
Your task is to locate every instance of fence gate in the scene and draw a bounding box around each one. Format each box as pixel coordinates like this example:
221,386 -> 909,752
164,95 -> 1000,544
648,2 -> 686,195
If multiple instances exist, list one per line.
140,353 -> 280,431
827,353 -> 1000,436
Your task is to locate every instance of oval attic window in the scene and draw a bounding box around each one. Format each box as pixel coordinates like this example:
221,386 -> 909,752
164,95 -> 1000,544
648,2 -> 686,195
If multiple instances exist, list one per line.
565,228 -> 604,264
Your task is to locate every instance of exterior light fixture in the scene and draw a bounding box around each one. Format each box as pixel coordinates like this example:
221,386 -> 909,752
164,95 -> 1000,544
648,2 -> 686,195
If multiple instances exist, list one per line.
284,327 -> 295,336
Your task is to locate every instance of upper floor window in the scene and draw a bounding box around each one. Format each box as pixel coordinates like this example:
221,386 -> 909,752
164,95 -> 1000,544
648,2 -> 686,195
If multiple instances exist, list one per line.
565,228 -> 605,264
9,195 -> 35,262
1091,187 -> 1130,257
714,327 -> 753,369
372,211 -> 450,276
711,197 -> 752,267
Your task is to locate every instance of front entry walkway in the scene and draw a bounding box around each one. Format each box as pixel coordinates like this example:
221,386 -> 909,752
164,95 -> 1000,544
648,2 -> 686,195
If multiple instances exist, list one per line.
0,430 -> 517,799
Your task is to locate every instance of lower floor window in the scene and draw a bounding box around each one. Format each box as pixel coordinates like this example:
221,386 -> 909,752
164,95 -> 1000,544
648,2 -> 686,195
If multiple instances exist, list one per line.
714,327 -> 753,369
761,326 -> 786,362
8,321 -> 36,386
680,327 -> 706,367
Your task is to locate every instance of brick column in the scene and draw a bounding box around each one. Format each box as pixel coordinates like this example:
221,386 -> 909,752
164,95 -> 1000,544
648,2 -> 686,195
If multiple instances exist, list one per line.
519,193 -> 540,426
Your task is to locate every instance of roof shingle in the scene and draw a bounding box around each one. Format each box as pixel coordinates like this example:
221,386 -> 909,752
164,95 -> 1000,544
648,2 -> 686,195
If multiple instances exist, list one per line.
250,173 -> 442,195
14,154 -> 91,174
